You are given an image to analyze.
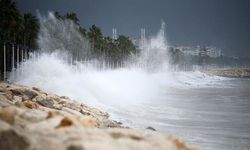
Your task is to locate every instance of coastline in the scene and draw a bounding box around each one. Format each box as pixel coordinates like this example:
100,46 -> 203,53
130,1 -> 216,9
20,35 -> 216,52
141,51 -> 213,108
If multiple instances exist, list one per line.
203,68 -> 250,78
0,82 -> 200,150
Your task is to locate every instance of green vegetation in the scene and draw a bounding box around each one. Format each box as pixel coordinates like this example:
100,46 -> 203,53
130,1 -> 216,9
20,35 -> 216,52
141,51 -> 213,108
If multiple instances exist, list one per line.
53,12 -> 136,62
0,0 -> 136,62
0,0 -> 39,48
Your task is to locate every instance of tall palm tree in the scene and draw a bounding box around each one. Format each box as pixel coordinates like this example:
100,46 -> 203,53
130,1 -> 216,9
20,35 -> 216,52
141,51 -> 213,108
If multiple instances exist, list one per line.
87,25 -> 104,55
64,12 -> 80,25
0,0 -> 23,42
23,13 -> 39,48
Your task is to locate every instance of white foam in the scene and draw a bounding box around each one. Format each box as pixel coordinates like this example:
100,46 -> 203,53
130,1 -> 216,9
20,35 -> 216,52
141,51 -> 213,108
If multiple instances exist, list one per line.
9,13 -> 228,109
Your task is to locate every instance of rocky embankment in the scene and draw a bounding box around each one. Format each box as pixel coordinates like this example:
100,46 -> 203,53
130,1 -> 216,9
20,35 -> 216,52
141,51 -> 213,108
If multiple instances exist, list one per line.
204,68 -> 250,78
0,82 -> 199,150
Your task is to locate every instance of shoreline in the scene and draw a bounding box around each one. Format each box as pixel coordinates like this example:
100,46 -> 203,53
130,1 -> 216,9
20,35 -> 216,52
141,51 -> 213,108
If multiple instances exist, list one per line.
203,68 -> 250,78
0,82 -> 200,150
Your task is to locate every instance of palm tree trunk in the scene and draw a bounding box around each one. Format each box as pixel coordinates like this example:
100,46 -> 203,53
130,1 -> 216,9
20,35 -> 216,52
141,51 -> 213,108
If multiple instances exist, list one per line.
3,42 -> 6,80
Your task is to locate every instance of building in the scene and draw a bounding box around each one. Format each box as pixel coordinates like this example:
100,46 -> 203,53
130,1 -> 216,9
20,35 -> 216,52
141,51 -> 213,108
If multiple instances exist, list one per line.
174,46 -> 222,58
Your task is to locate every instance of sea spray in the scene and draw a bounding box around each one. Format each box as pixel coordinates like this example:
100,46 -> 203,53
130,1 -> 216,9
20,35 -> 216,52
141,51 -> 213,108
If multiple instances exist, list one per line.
9,12 -> 227,110
37,12 -> 91,61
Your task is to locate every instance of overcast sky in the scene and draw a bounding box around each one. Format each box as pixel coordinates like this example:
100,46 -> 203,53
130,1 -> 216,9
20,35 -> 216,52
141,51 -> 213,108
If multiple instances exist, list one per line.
16,0 -> 250,57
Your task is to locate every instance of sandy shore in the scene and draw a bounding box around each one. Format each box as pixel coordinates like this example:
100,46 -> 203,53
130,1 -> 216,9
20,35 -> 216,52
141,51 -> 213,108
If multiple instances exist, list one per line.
203,68 -> 250,78
0,82 -> 200,150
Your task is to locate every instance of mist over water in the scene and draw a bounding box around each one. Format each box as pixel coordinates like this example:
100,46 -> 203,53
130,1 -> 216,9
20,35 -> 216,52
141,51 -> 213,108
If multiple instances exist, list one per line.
37,12 -> 91,60
9,13 -> 250,150
10,13 -> 224,104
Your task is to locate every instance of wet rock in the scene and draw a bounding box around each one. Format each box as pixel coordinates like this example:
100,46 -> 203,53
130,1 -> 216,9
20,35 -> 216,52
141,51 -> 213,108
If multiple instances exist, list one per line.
146,126 -> 156,131
10,89 -> 23,96
22,89 -> 38,99
61,96 -> 70,99
37,99 -> 54,108
80,109 -> 90,116
32,87 -> 41,92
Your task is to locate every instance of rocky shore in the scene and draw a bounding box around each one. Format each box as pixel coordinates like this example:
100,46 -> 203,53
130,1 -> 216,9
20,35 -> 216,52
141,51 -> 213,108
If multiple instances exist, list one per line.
204,68 -> 250,78
0,82 -> 199,150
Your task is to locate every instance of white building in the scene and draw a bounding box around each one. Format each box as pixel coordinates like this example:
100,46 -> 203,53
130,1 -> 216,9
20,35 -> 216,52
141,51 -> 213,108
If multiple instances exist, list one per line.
175,46 -> 200,56
206,46 -> 222,58
174,46 -> 221,58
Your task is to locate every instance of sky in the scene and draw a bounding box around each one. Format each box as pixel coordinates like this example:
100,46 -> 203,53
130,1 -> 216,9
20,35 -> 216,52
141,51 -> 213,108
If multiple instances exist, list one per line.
16,0 -> 250,57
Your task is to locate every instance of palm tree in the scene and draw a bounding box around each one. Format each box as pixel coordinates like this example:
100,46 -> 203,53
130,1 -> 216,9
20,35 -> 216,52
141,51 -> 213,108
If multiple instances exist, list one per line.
87,25 -> 104,55
64,12 -> 80,25
54,11 -> 63,20
23,13 -> 39,48
0,0 -> 23,42
116,35 -> 136,60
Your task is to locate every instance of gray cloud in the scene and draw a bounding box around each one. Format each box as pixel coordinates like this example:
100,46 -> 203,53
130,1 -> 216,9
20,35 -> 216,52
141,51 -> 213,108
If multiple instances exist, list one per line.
16,0 -> 250,57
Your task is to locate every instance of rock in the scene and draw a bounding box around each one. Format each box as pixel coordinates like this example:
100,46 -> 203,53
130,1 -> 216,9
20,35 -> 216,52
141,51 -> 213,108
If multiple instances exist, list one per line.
47,95 -> 61,102
26,116 -> 64,130
13,96 -> 23,102
32,87 -> 41,92
57,117 -> 74,128
62,107 -> 83,117
0,106 -> 22,124
15,101 -> 26,108
0,87 -> 7,93
1,92 -> 13,100
146,126 -> 156,131
23,100 -> 39,109
204,68 -> 250,78
81,117 -> 97,128
0,120 -> 10,130
22,89 -> 38,99
37,99 -> 54,108
10,89 -> 23,96
47,111 -> 55,119
19,110 -> 48,123
80,109 -> 90,116
0,97 -> 12,107
33,95 -> 45,102
56,116 -> 97,128
61,96 -> 70,99
53,103 -> 63,110
10,88 -> 38,100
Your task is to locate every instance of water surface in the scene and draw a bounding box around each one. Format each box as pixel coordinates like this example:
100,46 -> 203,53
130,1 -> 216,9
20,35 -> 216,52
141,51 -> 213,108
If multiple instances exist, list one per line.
105,78 -> 250,150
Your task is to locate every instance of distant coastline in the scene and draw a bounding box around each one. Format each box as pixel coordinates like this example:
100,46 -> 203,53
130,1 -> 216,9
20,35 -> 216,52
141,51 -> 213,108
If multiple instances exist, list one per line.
204,68 -> 250,78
